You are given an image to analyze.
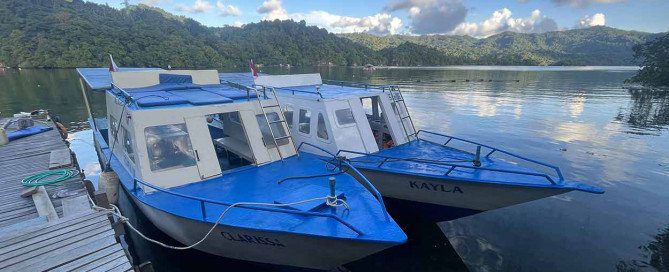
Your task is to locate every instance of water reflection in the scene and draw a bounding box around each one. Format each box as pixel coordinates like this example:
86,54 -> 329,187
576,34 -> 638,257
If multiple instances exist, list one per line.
615,89 -> 669,135
616,225 -> 669,271
2,67 -> 668,271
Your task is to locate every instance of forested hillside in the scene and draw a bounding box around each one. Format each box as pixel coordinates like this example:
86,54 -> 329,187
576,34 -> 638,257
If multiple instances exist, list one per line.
0,0 -> 662,68
342,27 -> 662,66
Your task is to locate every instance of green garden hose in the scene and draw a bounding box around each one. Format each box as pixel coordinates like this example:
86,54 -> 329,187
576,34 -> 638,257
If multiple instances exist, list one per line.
21,169 -> 78,187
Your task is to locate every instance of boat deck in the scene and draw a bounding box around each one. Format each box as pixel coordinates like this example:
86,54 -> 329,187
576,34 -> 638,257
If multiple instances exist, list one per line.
349,140 -> 562,187
0,117 -> 132,271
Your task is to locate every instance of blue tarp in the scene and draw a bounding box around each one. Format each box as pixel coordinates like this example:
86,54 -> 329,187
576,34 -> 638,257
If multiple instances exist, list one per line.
76,67 -> 164,90
7,125 -> 53,141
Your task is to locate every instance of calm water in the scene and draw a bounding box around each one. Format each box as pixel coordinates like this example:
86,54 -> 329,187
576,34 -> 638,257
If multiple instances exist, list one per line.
1,66 -> 667,271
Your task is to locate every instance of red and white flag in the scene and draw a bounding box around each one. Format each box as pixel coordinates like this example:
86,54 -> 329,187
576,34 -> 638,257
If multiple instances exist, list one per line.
249,59 -> 258,78
108,54 -> 119,72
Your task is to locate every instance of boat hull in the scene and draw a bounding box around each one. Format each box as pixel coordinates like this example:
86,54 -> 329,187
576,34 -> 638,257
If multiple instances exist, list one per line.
121,185 -> 395,270
357,168 -> 571,221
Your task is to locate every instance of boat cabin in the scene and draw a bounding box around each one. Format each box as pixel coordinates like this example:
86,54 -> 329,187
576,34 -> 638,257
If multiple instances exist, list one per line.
90,69 -> 296,190
223,73 -> 418,157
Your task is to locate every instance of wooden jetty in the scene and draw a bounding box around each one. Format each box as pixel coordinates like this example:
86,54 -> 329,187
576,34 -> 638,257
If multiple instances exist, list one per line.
0,116 -> 133,271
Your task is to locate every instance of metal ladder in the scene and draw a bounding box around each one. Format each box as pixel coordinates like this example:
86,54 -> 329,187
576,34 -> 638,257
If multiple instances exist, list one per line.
253,86 -> 299,161
388,85 -> 417,141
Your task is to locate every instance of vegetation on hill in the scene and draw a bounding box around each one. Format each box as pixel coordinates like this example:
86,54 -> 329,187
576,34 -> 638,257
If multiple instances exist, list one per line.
341,27 -> 661,66
0,0 -> 662,68
628,33 -> 669,87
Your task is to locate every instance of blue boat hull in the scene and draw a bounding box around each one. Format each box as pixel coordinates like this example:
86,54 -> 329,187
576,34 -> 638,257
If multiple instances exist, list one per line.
122,185 -> 396,270
354,167 -> 571,222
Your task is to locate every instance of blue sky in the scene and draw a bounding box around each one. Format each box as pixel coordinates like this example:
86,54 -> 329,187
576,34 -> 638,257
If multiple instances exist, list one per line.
92,0 -> 669,37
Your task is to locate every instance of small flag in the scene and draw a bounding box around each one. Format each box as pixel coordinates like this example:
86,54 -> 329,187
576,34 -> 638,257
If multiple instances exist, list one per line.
249,59 -> 258,78
109,54 -> 119,72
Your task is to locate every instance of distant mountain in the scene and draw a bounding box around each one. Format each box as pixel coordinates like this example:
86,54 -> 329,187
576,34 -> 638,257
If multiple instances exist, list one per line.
341,27 -> 663,66
0,0 -> 662,68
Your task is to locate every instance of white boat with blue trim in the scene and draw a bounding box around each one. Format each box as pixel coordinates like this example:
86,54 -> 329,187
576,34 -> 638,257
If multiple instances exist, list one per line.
219,72 -> 605,221
76,67 -> 407,270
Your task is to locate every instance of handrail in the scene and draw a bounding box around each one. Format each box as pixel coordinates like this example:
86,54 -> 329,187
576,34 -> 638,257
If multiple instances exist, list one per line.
416,130 -> 565,182
254,84 -> 325,99
296,142 -> 388,214
323,79 -> 395,91
131,177 -> 363,235
336,148 -> 559,185
220,81 -> 253,100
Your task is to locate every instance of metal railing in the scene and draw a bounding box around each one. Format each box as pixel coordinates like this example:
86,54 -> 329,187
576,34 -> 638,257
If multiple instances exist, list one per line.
323,79 -> 395,91
336,140 -> 563,186
416,130 -> 564,182
296,142 -> 388,215
131,177 -> 363,235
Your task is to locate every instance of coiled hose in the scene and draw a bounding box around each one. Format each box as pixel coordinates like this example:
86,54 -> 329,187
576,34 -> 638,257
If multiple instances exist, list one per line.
21,169 -> 78,187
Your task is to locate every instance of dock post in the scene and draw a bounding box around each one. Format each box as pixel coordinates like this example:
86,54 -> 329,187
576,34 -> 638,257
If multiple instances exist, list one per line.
474,146 -> 482,167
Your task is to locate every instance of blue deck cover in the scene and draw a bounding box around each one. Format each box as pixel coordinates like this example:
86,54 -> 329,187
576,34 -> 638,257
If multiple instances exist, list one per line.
7,125 -> 53,141
349,140 -> 604,193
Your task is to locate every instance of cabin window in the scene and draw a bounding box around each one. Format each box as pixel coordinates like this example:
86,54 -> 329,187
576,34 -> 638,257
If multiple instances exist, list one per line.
229,111 -> 241,124
335,108 -> 356,126
256,112 -> 289,147
283,105 -> 294,128
122,127 -> 135,163
109,115 -> 118,141
144,124 -> 197,172
298,109 -> 311,134
317,113 -> 329,140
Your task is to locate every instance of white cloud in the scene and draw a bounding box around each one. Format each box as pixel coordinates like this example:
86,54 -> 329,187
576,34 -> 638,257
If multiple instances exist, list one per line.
231,21 -> 244,27
551,0 -> 624,7
216,1 -> 240,17
450,8 -> 558,38
292,12 -> 403,35
576,13 -> 606,28
384,0 -> 467,34
139,0 -> 165,6
257,0 -> 288,20
175,0 -> 213,13
256,0 -> 402,35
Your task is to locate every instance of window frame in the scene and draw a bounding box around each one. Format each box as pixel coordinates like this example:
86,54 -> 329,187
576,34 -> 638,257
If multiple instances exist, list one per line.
334,108 -> 356,128
143,123 -> 198,173
316,112 -> 330,142
297,108 -> 312,136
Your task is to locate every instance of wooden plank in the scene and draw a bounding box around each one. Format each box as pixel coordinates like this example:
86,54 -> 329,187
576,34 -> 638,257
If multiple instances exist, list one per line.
0,228 -> 115,270
31,186 -> 58,221
47,243 -> 122,272
62,195 -> 91,218
78,250 -> 128,272
0,211 -> 100,247
0,216 -> 47,240
0,218 -> 109,258
49,149 -> 72,169
13,234 -> 118,272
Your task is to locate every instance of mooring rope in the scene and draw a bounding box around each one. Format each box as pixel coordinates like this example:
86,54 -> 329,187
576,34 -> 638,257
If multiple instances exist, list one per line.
88,195 -> 349,250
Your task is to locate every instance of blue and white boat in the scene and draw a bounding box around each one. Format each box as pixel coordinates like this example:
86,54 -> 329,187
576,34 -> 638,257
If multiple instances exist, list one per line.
219,72 -> 605,221
76,68 -> 407,270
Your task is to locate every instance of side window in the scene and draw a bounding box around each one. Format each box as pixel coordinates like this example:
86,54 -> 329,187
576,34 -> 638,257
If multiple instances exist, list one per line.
256,112 -> 289,147
144,124 -> 196,172
229,111 -> 241,124
335,108 -> 356,126
109,115 -> 118,140
122,127 -> 135,163
283,105 -> 294,128
298,109 -> 311,135
317,113 -> 329,140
